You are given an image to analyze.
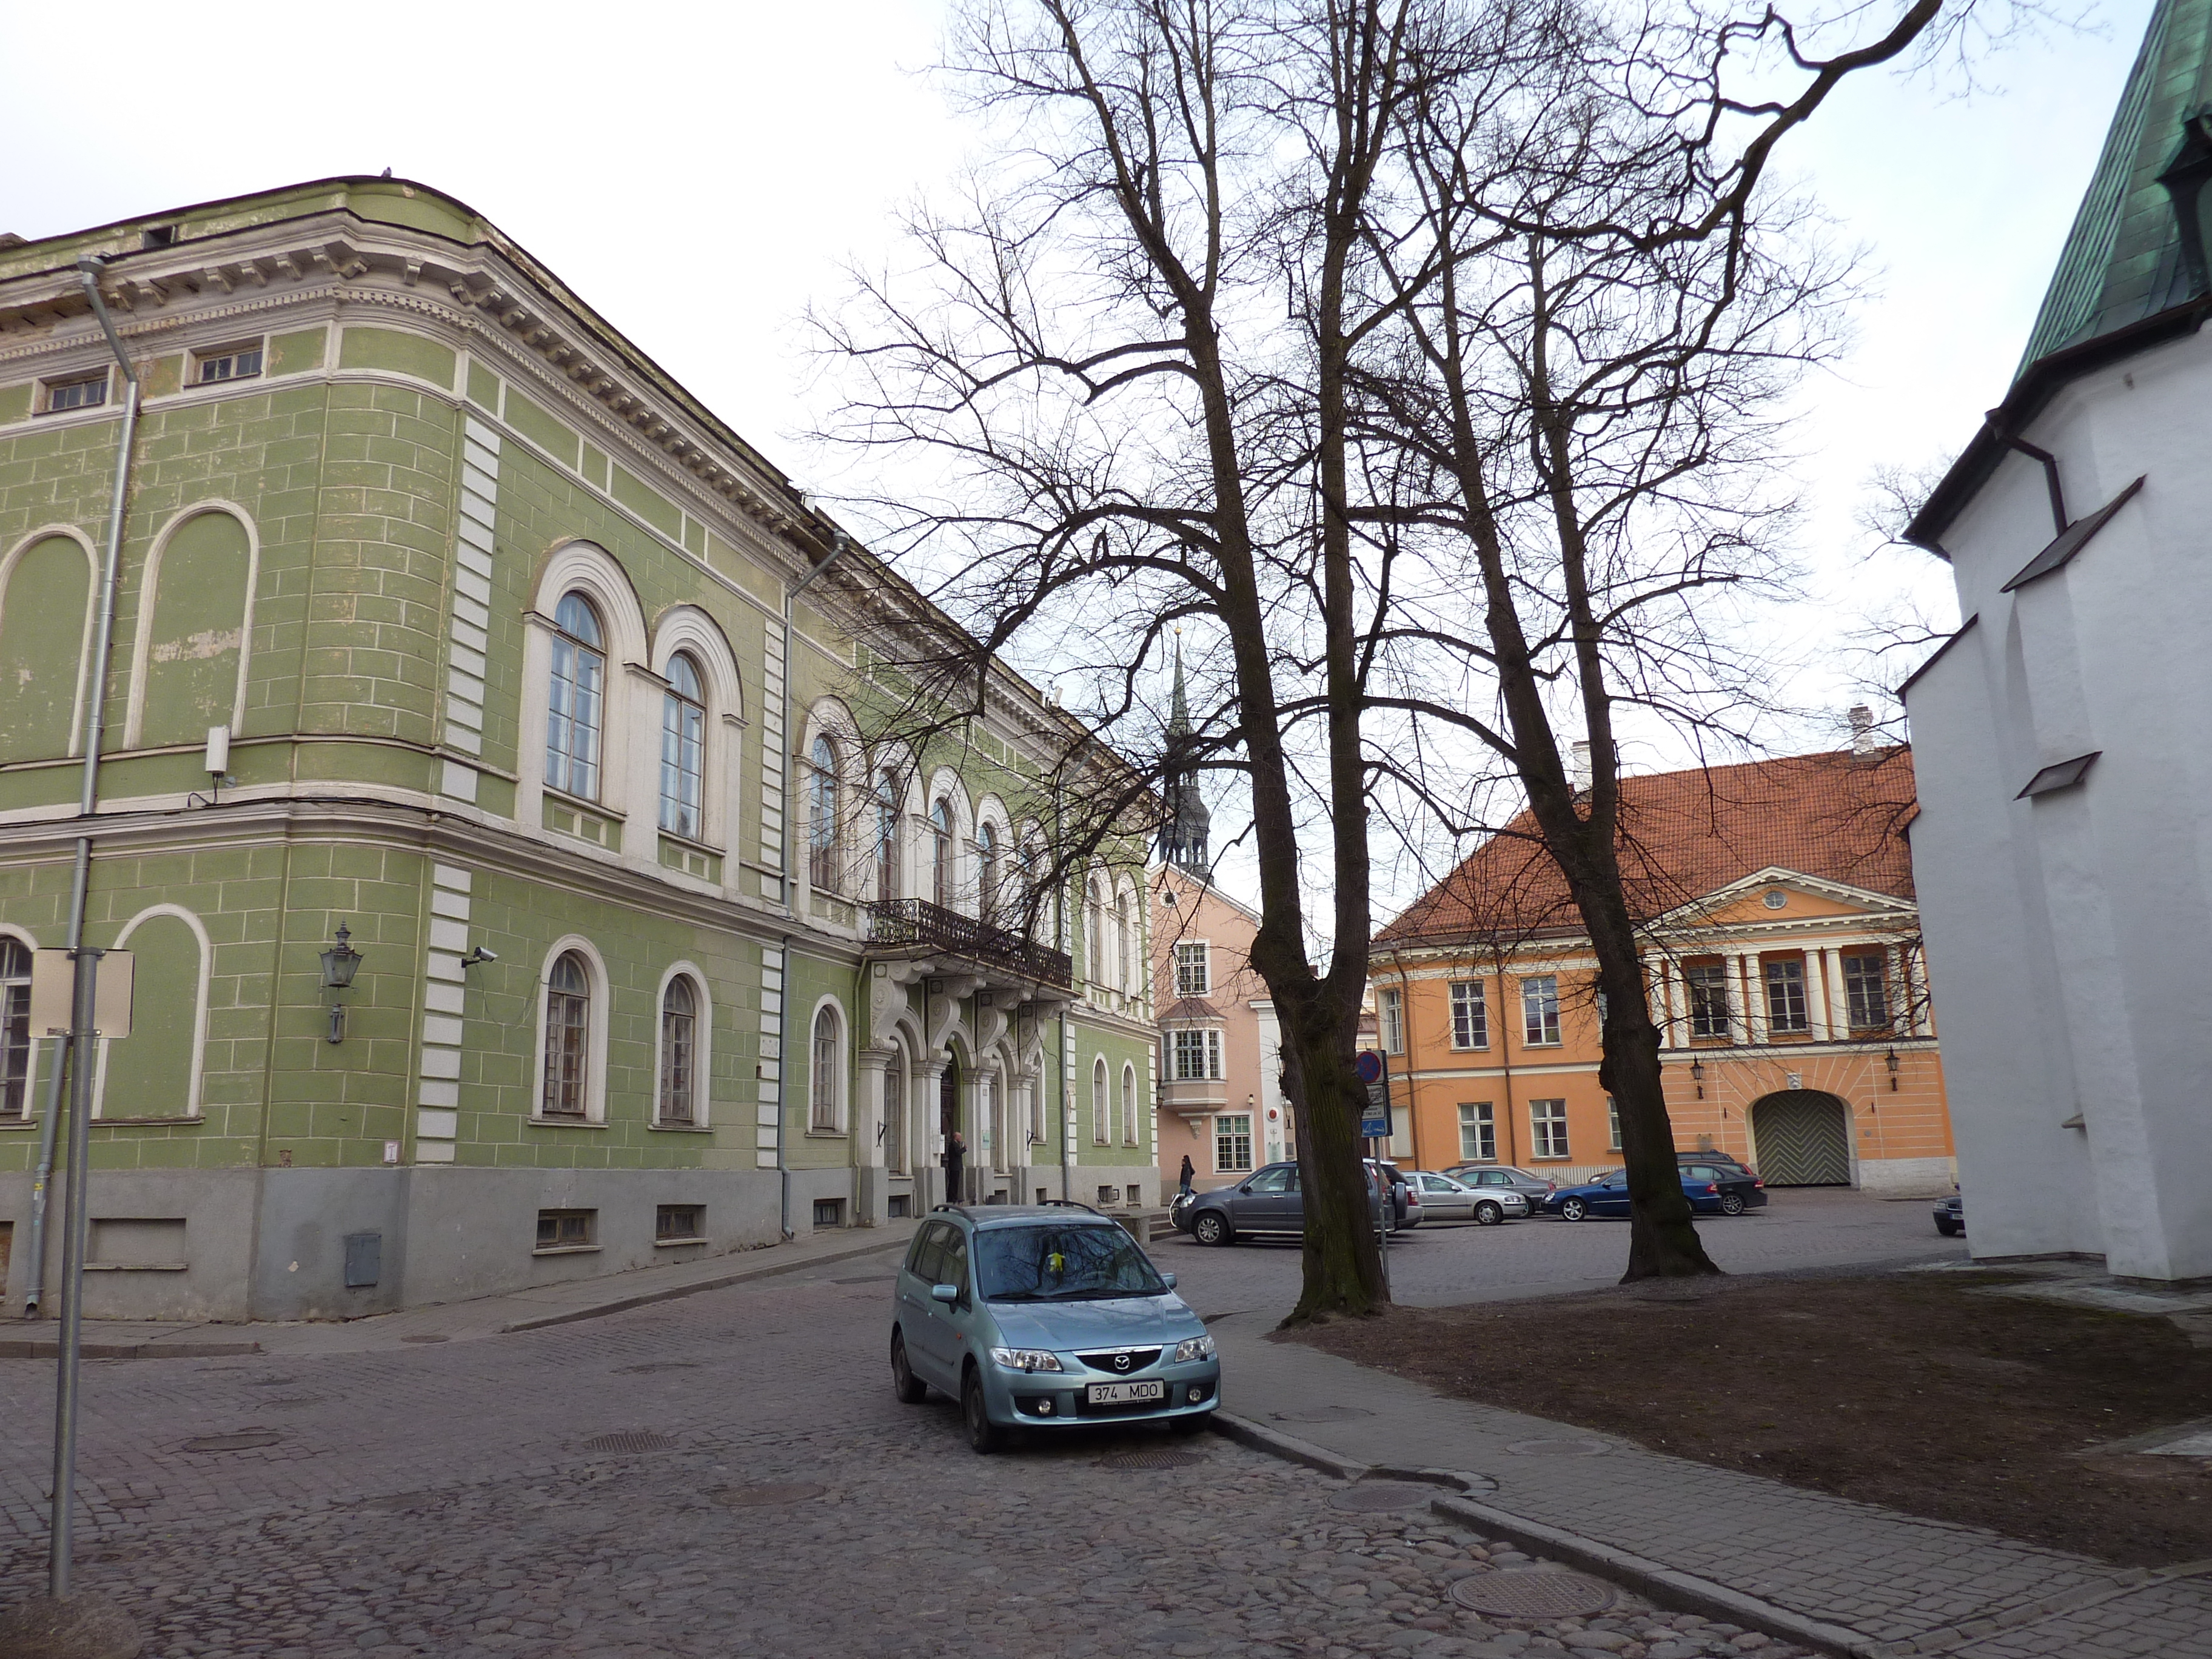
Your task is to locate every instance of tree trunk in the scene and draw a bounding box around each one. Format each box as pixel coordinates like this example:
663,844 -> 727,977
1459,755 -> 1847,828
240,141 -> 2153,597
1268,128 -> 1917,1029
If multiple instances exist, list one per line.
1280,993 -> 1386,1322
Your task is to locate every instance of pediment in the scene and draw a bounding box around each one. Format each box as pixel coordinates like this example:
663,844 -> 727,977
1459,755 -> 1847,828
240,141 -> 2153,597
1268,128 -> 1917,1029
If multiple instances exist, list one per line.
1654,866 -> 1910,932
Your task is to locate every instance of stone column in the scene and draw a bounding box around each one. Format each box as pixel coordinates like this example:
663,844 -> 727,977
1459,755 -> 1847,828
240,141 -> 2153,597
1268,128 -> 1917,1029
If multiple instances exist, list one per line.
1822,948 -> 1849,1039
1885,945 -> 1908,1036
1806,952 -> 1831,1042
853,1047 -> 891,1226
1737,954 -> 1767,1046
916,1056 -> 947,1212
1659,959 -> 1685,1046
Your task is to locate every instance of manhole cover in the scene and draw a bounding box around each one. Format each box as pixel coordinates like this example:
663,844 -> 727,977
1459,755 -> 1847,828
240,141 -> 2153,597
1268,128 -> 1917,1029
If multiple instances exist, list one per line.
1272,1406 -> 1374,1424
180,1432 -> 283,1453
711,1481 -> 826,1505
1506,1436 -> 1610,1456
1098,1448 -> 1208,1472
1328,1481 -> 1439,1512
1450,1570 -> 1619,1617
612,1362 -> 702,1375
400,1334 -> 449,1344
583,1430 -> 678,1453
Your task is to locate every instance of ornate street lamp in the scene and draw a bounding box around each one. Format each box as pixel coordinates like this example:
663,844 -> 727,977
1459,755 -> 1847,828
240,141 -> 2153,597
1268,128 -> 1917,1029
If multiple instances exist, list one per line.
320,922 -> 364,1044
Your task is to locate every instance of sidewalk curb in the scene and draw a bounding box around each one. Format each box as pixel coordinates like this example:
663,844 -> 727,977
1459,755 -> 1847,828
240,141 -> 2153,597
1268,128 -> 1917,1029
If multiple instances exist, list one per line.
1212,1410 -> 1871,1659
0,1338 -> 261,1361
499,1233 -> 911,1333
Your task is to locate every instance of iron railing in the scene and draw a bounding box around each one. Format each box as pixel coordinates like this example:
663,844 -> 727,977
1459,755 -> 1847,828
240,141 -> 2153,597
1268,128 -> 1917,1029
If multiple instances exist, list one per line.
865,897 -> 1073,987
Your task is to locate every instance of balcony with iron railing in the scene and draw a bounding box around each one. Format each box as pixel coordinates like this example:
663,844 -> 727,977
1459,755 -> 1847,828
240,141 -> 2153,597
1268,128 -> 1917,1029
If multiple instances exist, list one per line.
865,897 -> 1074,988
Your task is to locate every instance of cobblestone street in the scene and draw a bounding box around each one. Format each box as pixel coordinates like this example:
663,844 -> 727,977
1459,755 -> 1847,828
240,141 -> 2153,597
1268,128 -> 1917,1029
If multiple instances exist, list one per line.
0,1246 -> 1822,1659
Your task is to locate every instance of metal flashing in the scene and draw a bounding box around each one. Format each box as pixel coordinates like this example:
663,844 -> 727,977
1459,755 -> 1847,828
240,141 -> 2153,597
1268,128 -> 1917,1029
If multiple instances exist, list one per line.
2001,476 -> 2145,591
1896,615 -> 1980,703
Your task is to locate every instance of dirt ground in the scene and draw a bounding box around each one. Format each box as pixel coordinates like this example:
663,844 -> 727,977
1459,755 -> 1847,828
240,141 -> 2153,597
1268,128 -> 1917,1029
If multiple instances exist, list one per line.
1289,1267 -> 2212,1567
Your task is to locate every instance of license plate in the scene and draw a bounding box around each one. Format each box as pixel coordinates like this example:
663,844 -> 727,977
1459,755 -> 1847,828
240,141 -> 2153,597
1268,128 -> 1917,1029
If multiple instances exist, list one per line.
1086,1379 -> 1165,1405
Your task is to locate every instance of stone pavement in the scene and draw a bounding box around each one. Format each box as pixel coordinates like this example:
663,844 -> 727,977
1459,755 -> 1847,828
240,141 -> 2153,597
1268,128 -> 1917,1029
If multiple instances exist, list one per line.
1210,1312 -> 2212,1658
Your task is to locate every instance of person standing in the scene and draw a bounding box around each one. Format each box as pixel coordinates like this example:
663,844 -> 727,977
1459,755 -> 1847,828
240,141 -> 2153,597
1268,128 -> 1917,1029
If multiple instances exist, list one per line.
1177,1154 -> 1195,1198
943,1129 -> 967,1204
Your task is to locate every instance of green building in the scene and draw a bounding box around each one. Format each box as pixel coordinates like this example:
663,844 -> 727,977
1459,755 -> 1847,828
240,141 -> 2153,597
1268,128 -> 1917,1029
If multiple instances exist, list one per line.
0,178 -> 1158,1321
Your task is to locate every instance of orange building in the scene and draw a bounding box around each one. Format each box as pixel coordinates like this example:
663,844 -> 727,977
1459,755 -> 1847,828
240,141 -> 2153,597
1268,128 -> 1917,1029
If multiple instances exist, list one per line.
1371,745 -> 1956,1193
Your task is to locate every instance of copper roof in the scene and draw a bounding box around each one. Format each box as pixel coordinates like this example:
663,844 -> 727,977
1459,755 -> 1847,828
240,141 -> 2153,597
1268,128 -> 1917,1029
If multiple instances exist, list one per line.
1377,748 -> 1918,948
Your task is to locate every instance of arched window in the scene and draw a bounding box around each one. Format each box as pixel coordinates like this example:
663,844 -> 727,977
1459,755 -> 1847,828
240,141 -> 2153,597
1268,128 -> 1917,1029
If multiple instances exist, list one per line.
884,1048 -> 907,1174
1121,1063 -> 1138,1145
1116,892 -> 1133,991
977,823 -> 999,923
1086,879 -> 1105,988
1092,1055 -> 1109,1144
136,511 -> 250,749
931,799 -> 954,910
809,734 -> 842,891
547,593 -> 606,799
660,653 -> 706,839
0,536 -> 92,760
875,773 -> 900,902
811,1004 -> 843,1132
543,951 -> 592,1118
659,977 -> 698,1125
1,939 -> 30,1121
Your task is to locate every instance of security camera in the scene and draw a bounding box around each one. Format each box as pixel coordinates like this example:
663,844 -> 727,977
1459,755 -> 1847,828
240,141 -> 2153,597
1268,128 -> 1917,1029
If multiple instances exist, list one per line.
462,946 -> 498,967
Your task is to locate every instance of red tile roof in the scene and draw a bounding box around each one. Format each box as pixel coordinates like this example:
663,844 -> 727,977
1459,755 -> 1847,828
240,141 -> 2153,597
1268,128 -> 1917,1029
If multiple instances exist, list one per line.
1376,748 -> 1918,947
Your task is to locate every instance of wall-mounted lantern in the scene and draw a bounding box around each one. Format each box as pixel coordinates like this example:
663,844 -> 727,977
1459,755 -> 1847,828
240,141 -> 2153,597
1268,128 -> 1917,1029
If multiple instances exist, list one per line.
1885,1047 -> 1900,1092
320,922 -> 364,1044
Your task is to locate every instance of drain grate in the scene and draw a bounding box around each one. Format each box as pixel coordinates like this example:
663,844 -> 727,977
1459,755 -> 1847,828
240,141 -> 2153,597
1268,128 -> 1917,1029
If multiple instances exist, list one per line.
1327,1481 -> 1439,1512
1450,1570 -> 1619,1618
612,1362 -> 702,1375
1098,1448 -> 1209,1472
180,1432 -> 283,1453
712,1481 -> 826,1505
1271,1406 -> 1374,1424
583,1430 -> 678,1454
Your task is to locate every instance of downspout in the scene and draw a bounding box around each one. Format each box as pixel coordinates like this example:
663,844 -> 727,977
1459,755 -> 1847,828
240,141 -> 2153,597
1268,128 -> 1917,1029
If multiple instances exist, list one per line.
24,258 -> 138,1319
1495,956 -> 1519,1168
776,531 -> 856,1241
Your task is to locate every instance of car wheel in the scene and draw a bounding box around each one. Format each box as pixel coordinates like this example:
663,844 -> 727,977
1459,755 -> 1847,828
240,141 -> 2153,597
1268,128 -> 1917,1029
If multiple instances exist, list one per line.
1473,1201 -> 1503,1227
1558,1196 -> 1589,1222
891,1330 -> 928,1404
1718,1193 -> 1747,1217
1193,1212 -> 1232,1247
962,1367 -> 1005,1454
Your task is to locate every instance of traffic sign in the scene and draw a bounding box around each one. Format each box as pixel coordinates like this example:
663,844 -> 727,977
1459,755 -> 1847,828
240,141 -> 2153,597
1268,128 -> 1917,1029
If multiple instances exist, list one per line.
1358,1048 -> 1391,1139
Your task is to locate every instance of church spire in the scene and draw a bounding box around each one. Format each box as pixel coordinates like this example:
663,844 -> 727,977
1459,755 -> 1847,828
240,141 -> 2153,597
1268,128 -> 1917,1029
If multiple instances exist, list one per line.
1158,629 -> 1212,878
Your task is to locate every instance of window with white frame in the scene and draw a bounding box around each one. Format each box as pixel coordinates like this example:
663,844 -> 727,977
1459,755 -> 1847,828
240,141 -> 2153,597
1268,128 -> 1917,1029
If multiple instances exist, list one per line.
193,340 -> 263,384
1379,987 -> 1405,1054
41,372 -> 106,415
1173,942 -> 1210,997
1606,1093 -> 1621,1150
1530,1098 -> 1569,1159
1171,1028 -> 1223,1081
1086,880 -> 1105,987
1214,1113 -> 1253,1172
659,977 -> 698,1125
1449,980 -> 1487,1050
1458,1102 -> 1495,1163
874,773 -> 900,902
546,593 -> 605,799
1121,1064 -> 1138,1144
1091,1056 -> 1108,1142
931,799 -> 954,908
541,951 -> 592,1118
659,653 -> 706,839
1844,953 -> 1890,1029
1116,893 -> 1133,991
1763,956 -> 1809,1034
1,939 -> 30,1121
1521,976 -> 1561,1047
811,1004 -> 843,1132
1686,961 -> 1731,1039
809,736 -> 842,892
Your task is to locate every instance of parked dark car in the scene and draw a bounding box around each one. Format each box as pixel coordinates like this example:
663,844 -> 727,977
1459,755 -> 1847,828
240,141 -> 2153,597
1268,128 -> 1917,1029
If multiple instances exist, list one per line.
1173,1159 -> 1412,1246
1678,1150 -> 1757,1178
1934,1193 -> 1964,1237
1546,1164 -> 1768,1220
1442,1164 -> 1557,1215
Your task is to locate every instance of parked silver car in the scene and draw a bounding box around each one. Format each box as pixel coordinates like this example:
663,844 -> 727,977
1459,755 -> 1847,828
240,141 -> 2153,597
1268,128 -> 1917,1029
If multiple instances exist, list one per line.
1409,1170 -> 1528,1225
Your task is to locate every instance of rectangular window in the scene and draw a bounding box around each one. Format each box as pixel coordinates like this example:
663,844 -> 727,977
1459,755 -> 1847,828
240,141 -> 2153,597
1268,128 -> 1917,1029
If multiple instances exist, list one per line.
1171,1028 -> 1210,1081
660,693 -> 705,838
1449,982 -> 1488,1050
41,374 -> 106,415
1,941 -> 30,1121
1458,1102 -> 1495,1163
1764,957 -> 1809,1034
1379,988 -> 1405,1054
1686,962 -> 1731,1040
1530,1099 -> 1569,1159
1520,977 -> 1561,1047
193,341 -> 264,384
656,1204 -> 704,1242
1174,941 -> 1210,998
1844,954 -> 1890,1030
1215,1113 -> 1253,1172
1607,1094 -> 1621,1150
813,1198 -> 846,1228
535,1208 -> 595,1251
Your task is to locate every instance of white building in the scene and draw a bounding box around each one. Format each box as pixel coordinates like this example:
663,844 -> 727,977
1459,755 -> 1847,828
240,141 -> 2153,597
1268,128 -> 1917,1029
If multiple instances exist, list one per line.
1902,0 -> 2212,1282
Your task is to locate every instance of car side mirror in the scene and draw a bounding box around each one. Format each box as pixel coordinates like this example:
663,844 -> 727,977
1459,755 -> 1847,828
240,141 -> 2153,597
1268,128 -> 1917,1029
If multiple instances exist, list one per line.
1159,1272 -> 1177,1290
930,1282 -> 959,1304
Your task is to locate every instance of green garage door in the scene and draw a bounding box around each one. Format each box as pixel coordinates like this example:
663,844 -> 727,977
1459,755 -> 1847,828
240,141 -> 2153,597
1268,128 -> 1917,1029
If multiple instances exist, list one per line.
1749,1091 -> 1852,1186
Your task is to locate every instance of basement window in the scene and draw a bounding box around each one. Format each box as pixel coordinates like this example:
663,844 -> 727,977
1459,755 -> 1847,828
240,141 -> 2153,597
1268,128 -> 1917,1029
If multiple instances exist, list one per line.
41,373 -> 106,415
193,341 -> 264,385
812,1198 -> 846,1228
655,1204 -> 704,1244
534,1208 -> 597,1254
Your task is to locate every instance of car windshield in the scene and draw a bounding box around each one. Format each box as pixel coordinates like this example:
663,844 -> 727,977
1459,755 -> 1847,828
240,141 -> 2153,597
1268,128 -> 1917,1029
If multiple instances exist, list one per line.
974,1224 -> 1168,1302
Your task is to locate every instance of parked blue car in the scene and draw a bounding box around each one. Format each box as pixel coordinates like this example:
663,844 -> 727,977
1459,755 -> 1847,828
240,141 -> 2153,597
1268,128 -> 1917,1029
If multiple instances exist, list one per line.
1545,1163 -> 1768,1221
890,1204 -> 1221,1453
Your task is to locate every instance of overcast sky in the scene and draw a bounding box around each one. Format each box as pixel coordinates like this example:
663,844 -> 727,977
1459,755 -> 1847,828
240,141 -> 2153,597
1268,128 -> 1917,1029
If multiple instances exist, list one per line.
0,0 -> 2153,910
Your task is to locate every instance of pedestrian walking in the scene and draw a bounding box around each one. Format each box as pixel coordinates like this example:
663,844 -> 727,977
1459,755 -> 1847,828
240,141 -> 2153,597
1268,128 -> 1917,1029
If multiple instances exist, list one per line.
1178,1154 -> 1195,1198
944,1129 -> 966,1204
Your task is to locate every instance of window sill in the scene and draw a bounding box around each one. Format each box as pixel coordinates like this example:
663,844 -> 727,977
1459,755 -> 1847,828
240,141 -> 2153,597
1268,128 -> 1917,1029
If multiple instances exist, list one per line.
532,1244 -> 601,1257
529,1116 -> 608,1129
804,1128 -> 849,1139
84,1261 -> 188,1272
649,1122 -> 713,1133
544,785 -> 621,820
93,1116 -> 204,1127
653,1236 -> 708,1248
0,1118 -> 39,1130
1447,1046 -> 1492,1054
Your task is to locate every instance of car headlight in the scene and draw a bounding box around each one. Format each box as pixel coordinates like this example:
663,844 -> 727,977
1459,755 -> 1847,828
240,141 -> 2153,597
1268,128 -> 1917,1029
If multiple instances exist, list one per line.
1173,1334 -> 1216,1364
988,1347 -> 1064,1373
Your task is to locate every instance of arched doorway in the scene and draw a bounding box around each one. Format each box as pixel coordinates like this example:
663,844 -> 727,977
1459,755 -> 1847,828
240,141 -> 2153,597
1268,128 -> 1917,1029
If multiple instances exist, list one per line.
1749,1091 -> 1852,1186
